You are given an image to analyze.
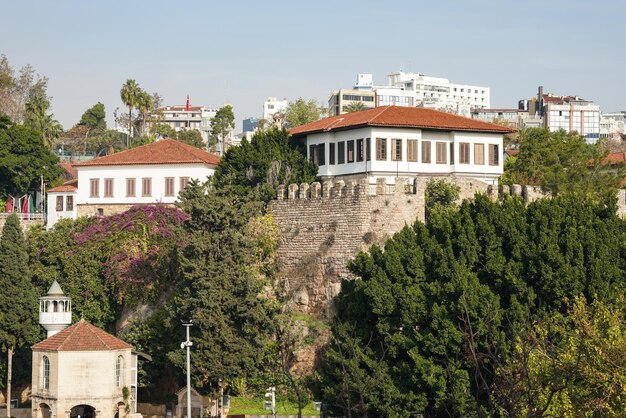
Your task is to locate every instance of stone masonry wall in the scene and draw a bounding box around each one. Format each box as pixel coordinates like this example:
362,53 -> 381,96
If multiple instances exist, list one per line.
270,179 -> 626,317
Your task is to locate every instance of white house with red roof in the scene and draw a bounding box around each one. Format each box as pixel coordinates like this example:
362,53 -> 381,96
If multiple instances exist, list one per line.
31,282 -> 142,418
46,139 -> 219,228
289,106 -> 515,186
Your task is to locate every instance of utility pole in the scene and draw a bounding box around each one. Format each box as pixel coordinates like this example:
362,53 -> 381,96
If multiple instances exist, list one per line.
181,320 -> 193,418
264,386 -> 276,418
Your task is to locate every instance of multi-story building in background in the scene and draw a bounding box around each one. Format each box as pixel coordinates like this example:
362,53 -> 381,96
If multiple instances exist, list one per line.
263,97 -> 288,121
519,86 -> 601,143
600,111 -> 626,140
329,72 -> 489,117
387,71 -> 490,116
153,105 -> 217,142
328,88 -> 376,116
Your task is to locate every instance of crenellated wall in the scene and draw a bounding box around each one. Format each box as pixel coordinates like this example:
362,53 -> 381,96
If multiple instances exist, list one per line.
270,178 -> 626,317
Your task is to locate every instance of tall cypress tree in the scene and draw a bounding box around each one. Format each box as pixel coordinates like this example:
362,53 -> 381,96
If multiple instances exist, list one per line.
0,214 -> 38,417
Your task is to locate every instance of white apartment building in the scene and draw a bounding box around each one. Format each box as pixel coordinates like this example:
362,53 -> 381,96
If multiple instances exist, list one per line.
600,112 -> 626,140
153,105 -> 218,142
290,106 -> 514,186
388,71 -> 490,115
263,97 -> 288,121
330,72 -> 490,117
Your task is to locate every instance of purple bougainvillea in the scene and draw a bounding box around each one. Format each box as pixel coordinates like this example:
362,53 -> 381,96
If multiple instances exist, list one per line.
75,205 -> 189,303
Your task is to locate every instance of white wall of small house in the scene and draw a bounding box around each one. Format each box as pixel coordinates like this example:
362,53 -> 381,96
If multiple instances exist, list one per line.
46,192 -> 77,227
305,127 -> 503,185
75,164 -> 215,206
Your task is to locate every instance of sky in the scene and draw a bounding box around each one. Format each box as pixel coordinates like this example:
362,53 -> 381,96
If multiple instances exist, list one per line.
2,0 -> 625,132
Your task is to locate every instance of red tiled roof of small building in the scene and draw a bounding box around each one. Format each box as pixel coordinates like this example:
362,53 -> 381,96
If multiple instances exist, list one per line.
47,179 -> 78,193
73,139 -> 220,167
289,106 -> 517,137
605,152 -> 626,165
60,162 -> 77,179
32,319 -> 132,351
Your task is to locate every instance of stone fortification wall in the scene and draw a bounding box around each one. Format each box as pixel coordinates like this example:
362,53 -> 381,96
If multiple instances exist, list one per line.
0,214 -> 44,234
270,177 -> 626,317
270,176 -> 505,316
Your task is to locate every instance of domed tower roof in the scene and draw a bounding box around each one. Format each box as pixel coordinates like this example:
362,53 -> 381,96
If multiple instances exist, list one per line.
39,281 -> 72,338
47,280 -> 65,296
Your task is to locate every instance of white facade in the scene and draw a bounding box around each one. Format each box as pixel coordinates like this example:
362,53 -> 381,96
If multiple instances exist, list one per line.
75,164 -> 213,206
388,71 -> 490,113
46,190 -> 77,227
263,97 -> 288,121
46,164 -> 213,228
305,127 -> 503,186
600,112 -> 626,140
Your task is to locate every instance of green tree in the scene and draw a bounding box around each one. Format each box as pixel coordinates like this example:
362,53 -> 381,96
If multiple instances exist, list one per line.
209,105 -> 235,154
166,182 -> 275,393
175,129 -> 205,149
0,214 -> 39,418
317,193 -> 626,416
284,98 -> 322,128
494,296 -> 626,417
136,90 -> 153,136
424,178 -> 460,219
213,127 -> 318,200
151,123 -> 176,138
120,79 -> 141,142
78,102 -> 107,132
24,93 -> 63,149
502,128 -> 624,198
343,101 -> 367,113
0,121 -> 63,197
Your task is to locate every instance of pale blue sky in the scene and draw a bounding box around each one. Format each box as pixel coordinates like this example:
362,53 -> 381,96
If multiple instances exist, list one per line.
2,0 -> 624,131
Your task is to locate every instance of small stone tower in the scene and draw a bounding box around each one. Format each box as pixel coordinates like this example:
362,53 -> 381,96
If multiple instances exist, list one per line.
39,280 -> 72,338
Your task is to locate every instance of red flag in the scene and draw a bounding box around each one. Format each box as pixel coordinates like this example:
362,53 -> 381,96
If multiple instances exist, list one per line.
185,95 -> 190,111
21,195 -> 29,213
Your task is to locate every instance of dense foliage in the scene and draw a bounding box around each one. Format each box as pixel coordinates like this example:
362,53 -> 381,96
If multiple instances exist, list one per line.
164,183 -> 276,392
284,98 -> 323,128
0,117 -> 62,196
29,205 -> 189,326
502,128 -> 625,198
0,214 -> 39,393
317,194 -> 626,417
213,126 -> 317,200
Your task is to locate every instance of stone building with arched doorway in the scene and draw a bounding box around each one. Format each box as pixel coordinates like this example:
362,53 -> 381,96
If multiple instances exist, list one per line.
31,282 -> 141,418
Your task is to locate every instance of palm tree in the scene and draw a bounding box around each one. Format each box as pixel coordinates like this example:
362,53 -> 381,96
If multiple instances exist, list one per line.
24,93 -> 63,149
120,79 -> 141,145
136,91 -> 153,136
344,101 -> 368,113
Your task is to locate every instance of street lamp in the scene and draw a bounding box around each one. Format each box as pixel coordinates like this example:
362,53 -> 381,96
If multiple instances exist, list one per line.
181,320 -> 193,418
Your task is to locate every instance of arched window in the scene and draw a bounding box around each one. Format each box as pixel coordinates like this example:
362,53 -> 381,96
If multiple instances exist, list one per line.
116,356 -> 123,387
42,356 -> 50,390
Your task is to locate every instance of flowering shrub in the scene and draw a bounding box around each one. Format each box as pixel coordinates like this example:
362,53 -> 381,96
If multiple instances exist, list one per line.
75,205 -> 189,303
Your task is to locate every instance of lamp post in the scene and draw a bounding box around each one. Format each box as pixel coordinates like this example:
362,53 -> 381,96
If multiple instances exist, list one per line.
181,320 -> 193,418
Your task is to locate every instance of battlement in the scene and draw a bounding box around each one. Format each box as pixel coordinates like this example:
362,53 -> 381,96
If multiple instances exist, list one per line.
275,176 -> 547,205
275,178 -> 409,201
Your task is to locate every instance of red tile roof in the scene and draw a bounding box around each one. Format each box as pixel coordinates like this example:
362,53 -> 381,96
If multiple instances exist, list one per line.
73,139 -> 220,167
32,319 -> 132,351
289,106 -> 516,137
605,152 -> 626,165
60,162 -> 77,179
47,179 -> 78,193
